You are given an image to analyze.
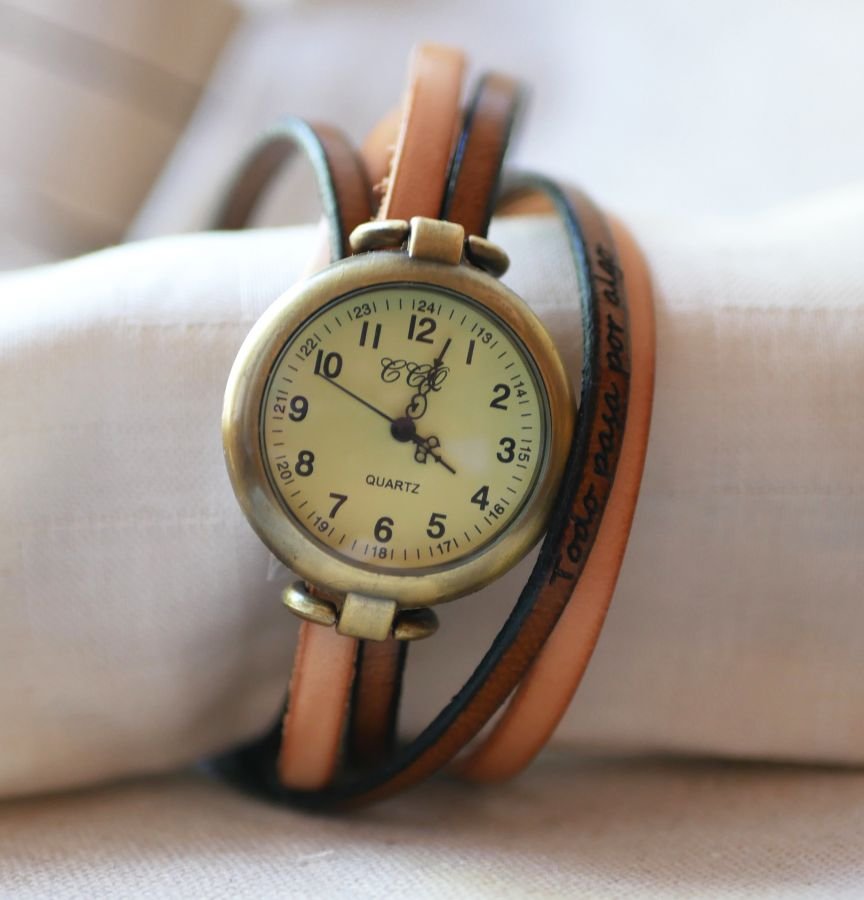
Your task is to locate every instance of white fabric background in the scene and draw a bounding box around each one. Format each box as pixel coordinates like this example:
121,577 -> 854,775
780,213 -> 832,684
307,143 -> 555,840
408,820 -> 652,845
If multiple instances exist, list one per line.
133,0 -> 864,232
2,199 -> 863,798
5,759 -> 864,899
126,0 -> 864,782
0,0 -> 237,269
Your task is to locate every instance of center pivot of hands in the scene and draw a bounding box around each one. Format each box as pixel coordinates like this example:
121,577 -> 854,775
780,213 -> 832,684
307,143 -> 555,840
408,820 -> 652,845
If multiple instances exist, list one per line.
390,416 -> 417,443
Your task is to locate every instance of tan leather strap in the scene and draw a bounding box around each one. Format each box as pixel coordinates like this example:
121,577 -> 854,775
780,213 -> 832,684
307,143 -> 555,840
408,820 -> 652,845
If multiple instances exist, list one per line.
276,44 -> 466,788
276,622 -> 356,789
456,212 -> 655,781
376,44 -> 465,220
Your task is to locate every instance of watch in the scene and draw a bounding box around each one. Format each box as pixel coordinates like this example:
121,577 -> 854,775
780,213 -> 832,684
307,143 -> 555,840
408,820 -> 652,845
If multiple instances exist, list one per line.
214,45 -> 654,810
224,216 -> 573,613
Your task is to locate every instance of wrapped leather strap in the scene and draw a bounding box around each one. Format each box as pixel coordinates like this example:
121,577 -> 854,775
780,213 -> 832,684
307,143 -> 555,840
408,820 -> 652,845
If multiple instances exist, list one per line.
376,44 -> 465,220
213,116 -> 376,789
457,212 -> 655,780
213,178 -> 633,809
210,47 -> 649,806
278,44 -> 466,788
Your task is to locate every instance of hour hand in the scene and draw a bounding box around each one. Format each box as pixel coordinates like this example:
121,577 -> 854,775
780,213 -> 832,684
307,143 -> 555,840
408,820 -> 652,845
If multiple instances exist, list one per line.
430,336 -> 452,372
387,413 -> 456,474
412,433 -> 456,475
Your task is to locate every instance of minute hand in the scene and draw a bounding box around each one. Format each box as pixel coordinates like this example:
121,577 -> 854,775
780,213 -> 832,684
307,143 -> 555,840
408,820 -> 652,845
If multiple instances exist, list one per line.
316,372 -> 394,424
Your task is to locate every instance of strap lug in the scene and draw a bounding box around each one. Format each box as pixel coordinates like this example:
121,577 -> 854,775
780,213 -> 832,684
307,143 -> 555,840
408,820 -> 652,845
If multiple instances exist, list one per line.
407,216 -> 465,265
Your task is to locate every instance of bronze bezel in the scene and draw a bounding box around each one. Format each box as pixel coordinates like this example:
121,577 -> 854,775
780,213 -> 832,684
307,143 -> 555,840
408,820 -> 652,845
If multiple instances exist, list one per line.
222,252 -> 574,608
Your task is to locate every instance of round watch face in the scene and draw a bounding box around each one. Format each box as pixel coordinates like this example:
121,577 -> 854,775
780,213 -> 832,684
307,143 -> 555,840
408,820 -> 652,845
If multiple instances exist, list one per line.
260,283 -> 550,573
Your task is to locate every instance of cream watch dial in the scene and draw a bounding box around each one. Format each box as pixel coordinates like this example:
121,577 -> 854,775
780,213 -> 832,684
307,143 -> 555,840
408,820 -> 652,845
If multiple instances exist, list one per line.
261,283 -> 550,572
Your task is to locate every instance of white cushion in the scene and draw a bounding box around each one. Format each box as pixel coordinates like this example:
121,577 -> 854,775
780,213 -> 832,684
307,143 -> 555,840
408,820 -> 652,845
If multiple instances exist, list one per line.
2,198 -> 863,798
3,761 -> 863,897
